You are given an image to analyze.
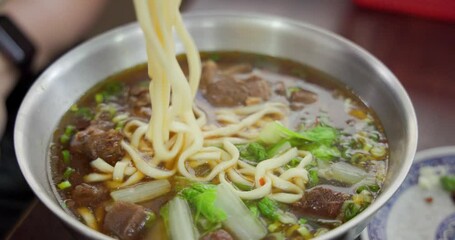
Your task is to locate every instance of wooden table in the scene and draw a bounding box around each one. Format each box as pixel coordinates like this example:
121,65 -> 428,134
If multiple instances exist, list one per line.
6,0 -> 455,239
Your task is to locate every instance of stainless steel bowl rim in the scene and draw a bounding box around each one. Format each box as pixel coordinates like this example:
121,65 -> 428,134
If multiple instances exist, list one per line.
15,12 -> 417,240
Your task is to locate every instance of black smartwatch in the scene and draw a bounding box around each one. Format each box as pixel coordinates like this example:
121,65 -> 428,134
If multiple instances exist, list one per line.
0,15 -> 35,74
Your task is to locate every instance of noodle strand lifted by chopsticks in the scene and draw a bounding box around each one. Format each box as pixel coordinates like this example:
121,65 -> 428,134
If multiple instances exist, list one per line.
111,0 -> 312,203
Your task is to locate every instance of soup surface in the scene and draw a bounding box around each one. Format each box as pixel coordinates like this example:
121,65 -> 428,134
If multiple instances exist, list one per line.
50,52 -> 388,240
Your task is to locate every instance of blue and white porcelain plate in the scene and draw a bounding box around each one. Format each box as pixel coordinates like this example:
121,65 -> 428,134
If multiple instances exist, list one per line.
362,146 -> 455,240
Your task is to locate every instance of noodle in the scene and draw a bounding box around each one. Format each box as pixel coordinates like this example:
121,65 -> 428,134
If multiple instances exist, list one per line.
89,0 -> 315,203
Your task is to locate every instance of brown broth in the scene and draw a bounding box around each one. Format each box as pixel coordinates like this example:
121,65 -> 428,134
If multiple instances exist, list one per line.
49,51 -> 388,240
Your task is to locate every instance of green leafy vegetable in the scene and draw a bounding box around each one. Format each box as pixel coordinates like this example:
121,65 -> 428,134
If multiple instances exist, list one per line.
441,175 -> 455,192
160,204 -> 169,232
257,197 -> 279,221
286,158 -> 301,169
237,142 -> 268,162
258,121 -> 340,161
180,183 -> 227,224
306,144 -> 340,161
298,218 -> 308,225
267,140 -> 292,157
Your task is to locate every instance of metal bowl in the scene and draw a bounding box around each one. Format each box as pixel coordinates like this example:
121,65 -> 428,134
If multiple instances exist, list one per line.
14,12 -> 417,239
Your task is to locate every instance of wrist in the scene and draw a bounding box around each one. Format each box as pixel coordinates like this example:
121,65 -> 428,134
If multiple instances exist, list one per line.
0,52 -> 19,98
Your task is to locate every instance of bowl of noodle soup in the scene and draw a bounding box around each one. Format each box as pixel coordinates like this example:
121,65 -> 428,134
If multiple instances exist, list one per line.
14,9 -> 417,240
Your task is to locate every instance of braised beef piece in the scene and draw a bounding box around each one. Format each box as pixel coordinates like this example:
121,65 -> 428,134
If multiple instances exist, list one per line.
244,75 -> 270,100
201,60 -> 270,107
70,126 -> 124,164
292,187 -> 350,219
205,75 -> 250,107
71,183 -> 109,207
289,88 -> 318,104
104,201 -> 148,240
201,229 -> 234,240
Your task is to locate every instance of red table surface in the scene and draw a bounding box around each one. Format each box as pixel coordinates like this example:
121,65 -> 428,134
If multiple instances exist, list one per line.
6,0 -> 455,239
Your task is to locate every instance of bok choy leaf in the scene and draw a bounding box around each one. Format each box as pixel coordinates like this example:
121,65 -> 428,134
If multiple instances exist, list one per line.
215,183 -> 267,240
168,197 -> 199,240
180,183 -> 227,224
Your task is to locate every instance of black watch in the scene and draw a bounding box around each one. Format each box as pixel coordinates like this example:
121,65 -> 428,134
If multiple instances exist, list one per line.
0,15 -> 35,74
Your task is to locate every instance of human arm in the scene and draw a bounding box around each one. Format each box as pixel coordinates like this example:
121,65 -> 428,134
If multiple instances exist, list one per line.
0,0 -> 109,136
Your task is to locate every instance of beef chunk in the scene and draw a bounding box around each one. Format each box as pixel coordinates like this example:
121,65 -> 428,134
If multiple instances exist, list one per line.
289,88 -> 318,104
70,126 -> 124,164
292,187 -> 350,219
201,229 -> 234,240
244,76 -> 270,101
104,202 -> 148,240
71,183 -> 109,207
205,76 -> 250,107
201,61 -> 270,107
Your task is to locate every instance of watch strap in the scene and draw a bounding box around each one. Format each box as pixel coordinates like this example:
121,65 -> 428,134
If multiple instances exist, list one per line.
0,15 -> 35,73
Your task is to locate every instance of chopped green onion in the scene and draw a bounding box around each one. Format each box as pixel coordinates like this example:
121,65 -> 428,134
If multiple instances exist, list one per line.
75,107 -> 94,120
356,184 -> 380,194
342,201 -> 362,221
370,145 -> 386,158
209,53 -> 220,61
296,225 -> 312,238
63,167 -> 75,179
286,86 -> 302,97
95,93 -> 104,104
441,175 -> 455,192
64,125 -> 76,135
144,211 -> 156,228
267,221 -> 282,232
70,104 -> 78,112
62,150 -> 71,164
115,121 -> 125,131
308,169 -> 319,187
57,180 -> 72,190
60,135 -> 70,144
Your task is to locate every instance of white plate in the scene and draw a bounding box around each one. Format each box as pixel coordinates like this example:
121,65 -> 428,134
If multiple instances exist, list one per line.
362,146 -> 455,240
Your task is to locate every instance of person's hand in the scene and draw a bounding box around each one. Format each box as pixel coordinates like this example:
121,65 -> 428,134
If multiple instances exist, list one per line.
0,53 -> 18,137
